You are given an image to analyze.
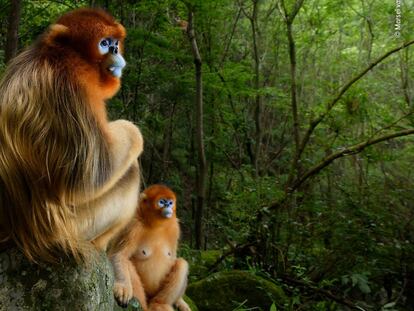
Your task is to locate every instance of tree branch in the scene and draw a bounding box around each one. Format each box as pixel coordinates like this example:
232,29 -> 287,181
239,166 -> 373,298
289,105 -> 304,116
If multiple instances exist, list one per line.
289,0 -> 305,22
280,275 -> 363,310
220,8 -> 242,67
289,128 -> 414,194
297,39 -> 414,162
186,7 -> 207,249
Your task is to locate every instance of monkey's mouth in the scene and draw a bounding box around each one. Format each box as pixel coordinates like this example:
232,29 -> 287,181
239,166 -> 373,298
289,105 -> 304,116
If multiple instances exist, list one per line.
162,208 -> 173,218
107,66 -> 124,77
106,53 -> 126,78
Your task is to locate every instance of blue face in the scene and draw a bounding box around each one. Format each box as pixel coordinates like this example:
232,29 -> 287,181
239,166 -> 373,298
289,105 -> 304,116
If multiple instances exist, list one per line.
157,198 -> 175,218
98,37 -> 126,78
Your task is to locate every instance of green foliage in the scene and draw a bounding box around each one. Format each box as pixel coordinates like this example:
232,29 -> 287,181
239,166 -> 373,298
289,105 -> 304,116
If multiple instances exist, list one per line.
342,273 -> 371,294
187,271 -> 287,311
1,0 -> 414,309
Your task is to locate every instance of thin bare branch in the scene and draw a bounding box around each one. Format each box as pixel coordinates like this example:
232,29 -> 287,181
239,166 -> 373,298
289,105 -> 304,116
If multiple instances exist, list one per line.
289,128 -> 414,194
297,39 -> 414,161
289,0 -> 305,21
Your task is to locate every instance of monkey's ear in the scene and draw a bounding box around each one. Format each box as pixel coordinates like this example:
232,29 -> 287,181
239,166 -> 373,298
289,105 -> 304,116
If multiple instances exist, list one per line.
139,193 -> 148,202
114,23 -> 127,38
44,24 -> 69,45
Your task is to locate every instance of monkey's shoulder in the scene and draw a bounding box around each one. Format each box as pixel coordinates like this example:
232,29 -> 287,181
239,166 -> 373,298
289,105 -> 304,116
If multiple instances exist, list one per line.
107,120 -> 144,159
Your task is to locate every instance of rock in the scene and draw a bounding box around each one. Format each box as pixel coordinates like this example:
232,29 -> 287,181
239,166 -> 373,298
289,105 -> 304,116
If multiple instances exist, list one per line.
197,250 -> 222,267
186,270 -> 287,311
0,248 -> 114,311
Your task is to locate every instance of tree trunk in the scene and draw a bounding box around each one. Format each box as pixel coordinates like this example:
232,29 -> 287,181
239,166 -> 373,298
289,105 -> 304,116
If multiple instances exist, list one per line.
0,248 -> 115,310
280,0 -> 304,191
250,0 -> 263,177
5,0 -> 22,63
187,9 -> 207,250
161,102 -> 176,181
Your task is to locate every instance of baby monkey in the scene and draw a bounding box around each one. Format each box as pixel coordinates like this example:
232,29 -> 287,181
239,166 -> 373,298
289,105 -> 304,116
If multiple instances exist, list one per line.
111,185 -> 190,311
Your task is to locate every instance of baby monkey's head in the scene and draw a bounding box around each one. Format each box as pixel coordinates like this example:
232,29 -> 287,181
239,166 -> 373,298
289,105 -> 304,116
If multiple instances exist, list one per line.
139,185 -> 177,221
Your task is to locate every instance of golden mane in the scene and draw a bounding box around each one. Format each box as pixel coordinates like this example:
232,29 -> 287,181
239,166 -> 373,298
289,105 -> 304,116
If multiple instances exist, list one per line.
0,45 -> 111,263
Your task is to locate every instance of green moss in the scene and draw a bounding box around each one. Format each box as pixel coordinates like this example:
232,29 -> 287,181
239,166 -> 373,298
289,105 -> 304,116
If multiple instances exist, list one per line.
186,270 -> 287,311
199,250 -> 221,266
185,250 -> 225,281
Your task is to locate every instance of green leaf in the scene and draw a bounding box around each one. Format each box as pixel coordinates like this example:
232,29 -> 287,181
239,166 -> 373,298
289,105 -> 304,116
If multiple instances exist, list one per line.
270,303 -> 278,311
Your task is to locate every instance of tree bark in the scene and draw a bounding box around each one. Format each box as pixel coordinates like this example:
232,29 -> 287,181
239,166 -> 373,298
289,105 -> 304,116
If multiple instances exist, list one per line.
0,248 -> 115,310
400,48 -> 412,107
187,9 -> 207,250
241,0 -> 263,177
279,0 -> 304,191
250,0 -> 263,177
161,102 -> 177,181
5,0 -> 22,63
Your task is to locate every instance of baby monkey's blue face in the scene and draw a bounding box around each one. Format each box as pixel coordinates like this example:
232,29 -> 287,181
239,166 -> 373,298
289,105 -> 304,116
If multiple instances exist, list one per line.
98,37 -> 126,78
157,198 -> 175,218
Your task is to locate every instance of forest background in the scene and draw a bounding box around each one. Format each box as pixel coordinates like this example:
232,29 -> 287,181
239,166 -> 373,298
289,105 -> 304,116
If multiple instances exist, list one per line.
0,0 -> 413,310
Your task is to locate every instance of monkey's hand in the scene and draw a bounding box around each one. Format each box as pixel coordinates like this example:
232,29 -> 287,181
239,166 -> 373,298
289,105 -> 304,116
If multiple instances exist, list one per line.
113,281 -> 133,308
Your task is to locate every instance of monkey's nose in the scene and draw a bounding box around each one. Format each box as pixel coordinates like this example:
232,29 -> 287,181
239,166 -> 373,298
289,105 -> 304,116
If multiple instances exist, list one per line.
109,46 -> 118,54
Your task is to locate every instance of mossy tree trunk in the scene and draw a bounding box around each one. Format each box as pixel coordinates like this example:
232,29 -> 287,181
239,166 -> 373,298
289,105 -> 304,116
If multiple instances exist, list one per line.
0,248 -> 115,311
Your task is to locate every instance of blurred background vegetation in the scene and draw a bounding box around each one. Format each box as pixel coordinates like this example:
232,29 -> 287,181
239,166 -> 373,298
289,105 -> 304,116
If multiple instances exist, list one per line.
1,0 -> 414,310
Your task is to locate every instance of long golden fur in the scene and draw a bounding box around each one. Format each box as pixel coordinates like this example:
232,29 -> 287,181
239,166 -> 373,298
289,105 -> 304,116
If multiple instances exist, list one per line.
0,8 -> 143,263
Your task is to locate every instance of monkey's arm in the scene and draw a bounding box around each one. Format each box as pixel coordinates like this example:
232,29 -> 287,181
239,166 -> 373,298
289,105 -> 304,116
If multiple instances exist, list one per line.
102,120 -> 143,194
112,254 -> 135,306
112,256 -> 147,309
77,120 -> 143,204
128,259 -> 148,310
75,120 -> 143,247
111,222 -> 146,307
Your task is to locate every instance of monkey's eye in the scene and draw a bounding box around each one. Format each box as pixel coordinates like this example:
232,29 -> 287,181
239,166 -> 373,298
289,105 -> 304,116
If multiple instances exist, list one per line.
98,38 -> 111,55
158,199 -> 166,208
